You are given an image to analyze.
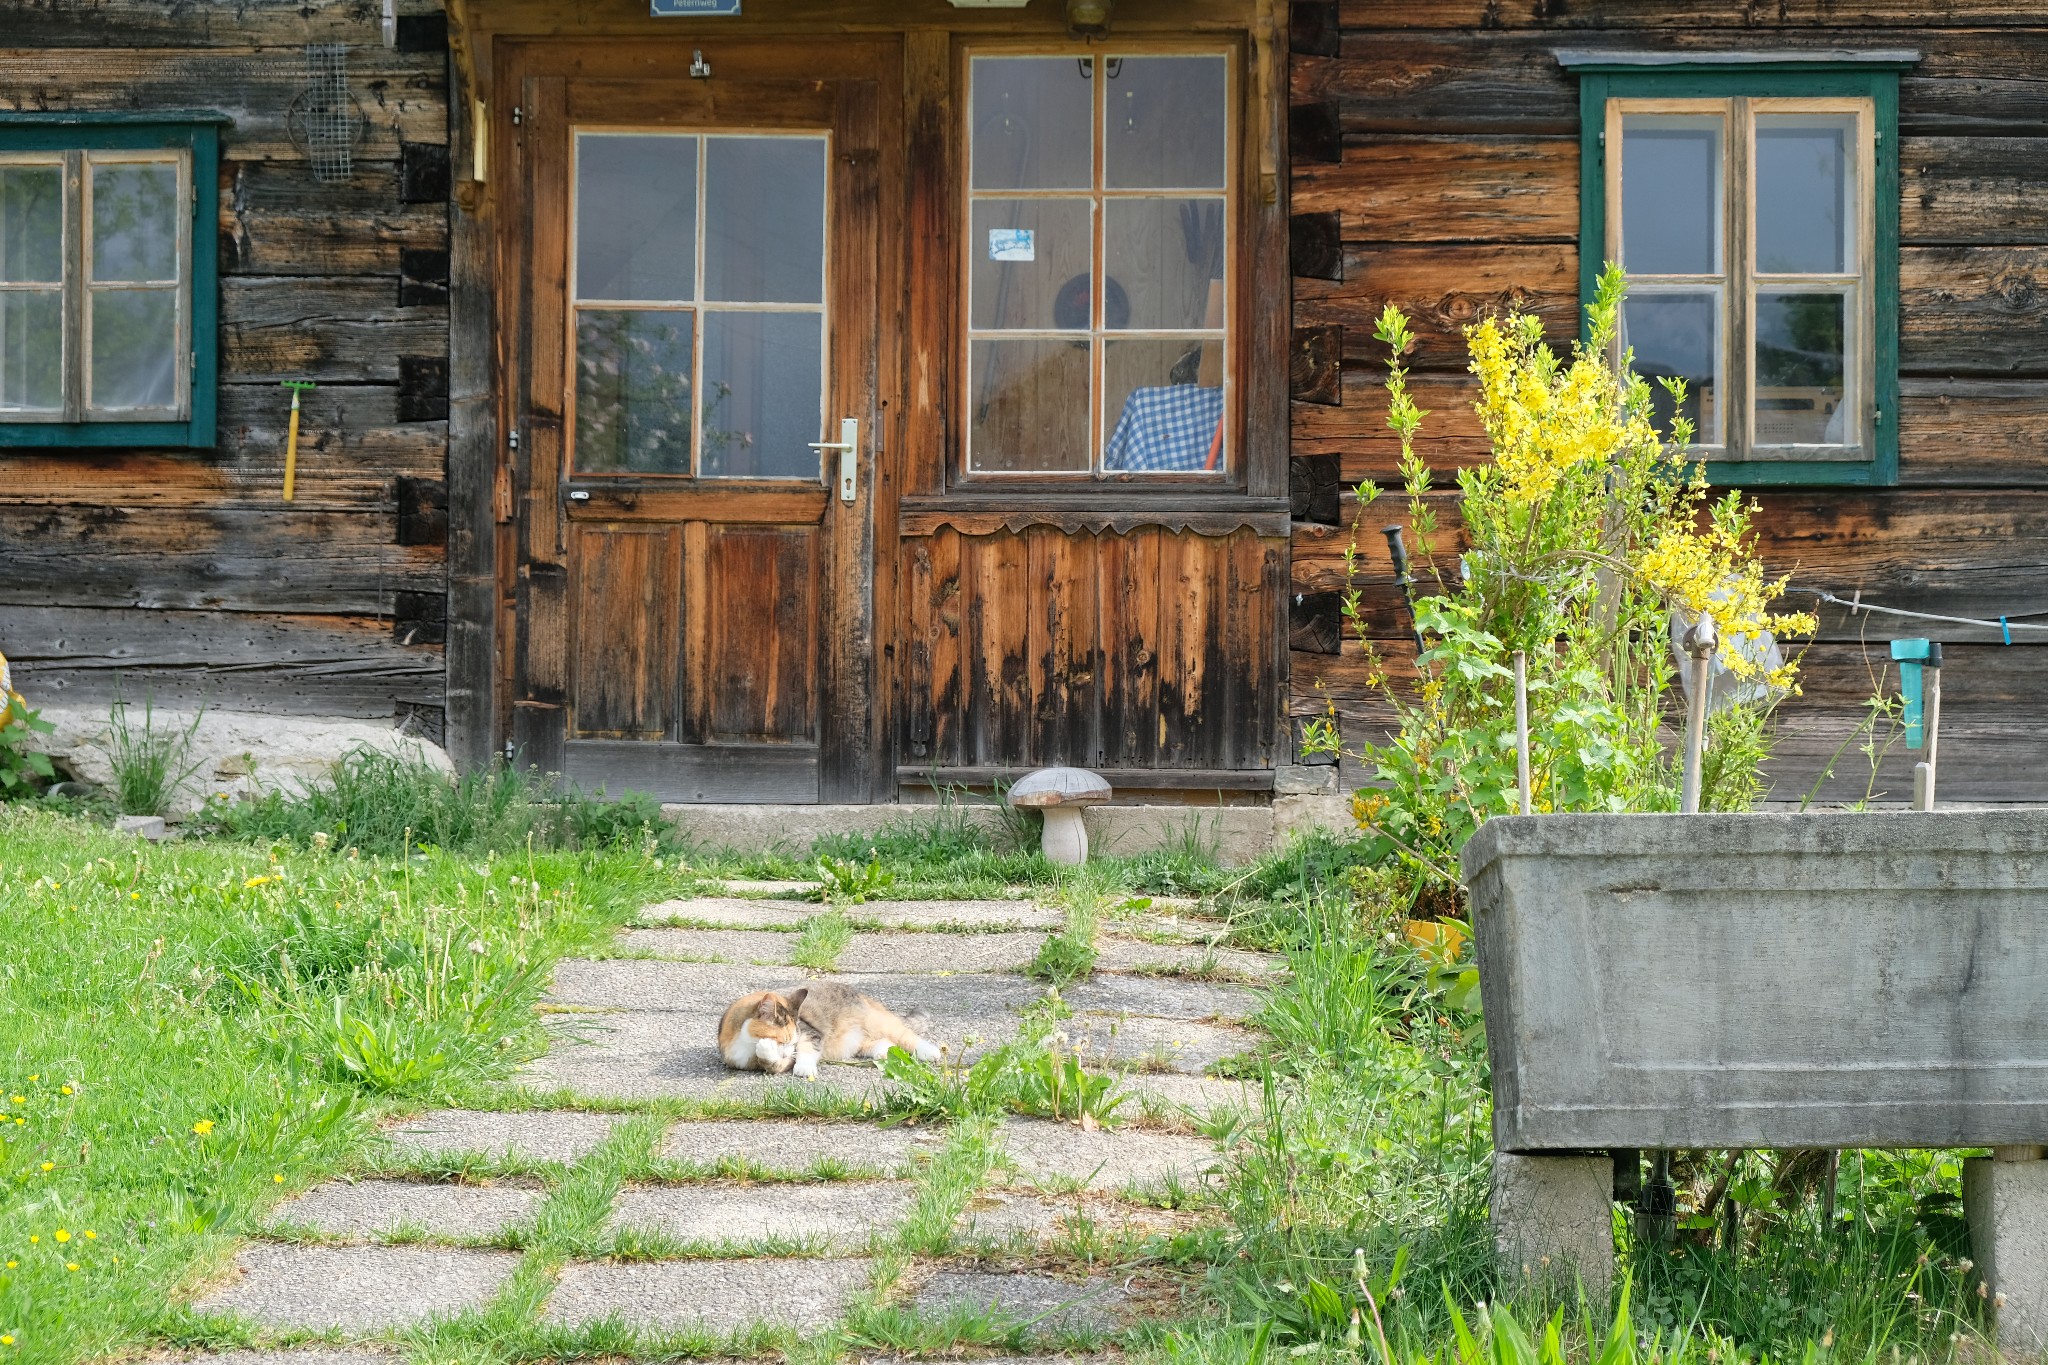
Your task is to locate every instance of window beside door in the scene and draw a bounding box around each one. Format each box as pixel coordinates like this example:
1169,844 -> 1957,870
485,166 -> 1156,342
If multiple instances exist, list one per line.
963,50 -> 1236,478
570,130 -> 828,480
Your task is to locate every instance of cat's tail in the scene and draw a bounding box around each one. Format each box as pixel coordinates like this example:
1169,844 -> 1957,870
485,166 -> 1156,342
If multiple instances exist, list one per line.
902,1007 -> 934,1032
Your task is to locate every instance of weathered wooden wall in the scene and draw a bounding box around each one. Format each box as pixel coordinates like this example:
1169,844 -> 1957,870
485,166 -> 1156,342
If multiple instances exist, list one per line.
0,3 -> 453,737
1286,0 -> 2048,803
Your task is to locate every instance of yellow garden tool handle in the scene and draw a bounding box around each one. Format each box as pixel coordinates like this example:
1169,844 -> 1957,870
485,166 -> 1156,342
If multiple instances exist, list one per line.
281,380 -> 317,502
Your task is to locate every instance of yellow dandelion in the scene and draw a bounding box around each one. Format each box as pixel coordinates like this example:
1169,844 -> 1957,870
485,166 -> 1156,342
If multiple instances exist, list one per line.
52,1230 -> 67,1243
26,1237 -> 36,1245
243,876 -> 273,889
191,1120 -> 214,1135
64,1263 -> 77,1272
82,1231 -> 93,1240
8,1097 -> 20,1106
2,1335 -> 14,1346
36,1163 -> 48,1171
273,1174 -> 284,1184
129,892 -> 139,900
59,1086 -> 71,1096
5,1261 -> 14,1268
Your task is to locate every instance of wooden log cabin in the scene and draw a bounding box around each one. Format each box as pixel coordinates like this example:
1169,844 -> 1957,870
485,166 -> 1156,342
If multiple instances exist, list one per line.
2,0 -> 2043,809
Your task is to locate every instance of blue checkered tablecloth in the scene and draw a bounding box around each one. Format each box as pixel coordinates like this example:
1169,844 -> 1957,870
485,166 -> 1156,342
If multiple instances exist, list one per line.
1103,384 -> 1224,472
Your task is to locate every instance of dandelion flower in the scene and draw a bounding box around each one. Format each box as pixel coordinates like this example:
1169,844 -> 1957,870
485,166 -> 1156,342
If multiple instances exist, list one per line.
4,1261 -> 13,1268
8,1097 -> 19,1106
52,1230 -> 67,1243
64,1263 -> 77,1273
37,1162 -> 49,1171
59,1086 -> 71,1096
3,1334 -> 15,1345
192,1119 -> 215,1135
273,1174 -> 284,1184
82,1231 -> 93,1240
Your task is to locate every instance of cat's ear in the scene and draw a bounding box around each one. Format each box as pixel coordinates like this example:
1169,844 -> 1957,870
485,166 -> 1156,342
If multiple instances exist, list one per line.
783,988 -> 809,1016
753,995 -> 784,1021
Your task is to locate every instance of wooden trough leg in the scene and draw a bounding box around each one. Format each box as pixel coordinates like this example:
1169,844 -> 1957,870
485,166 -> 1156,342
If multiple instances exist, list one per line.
1491,1152 -> 1615,1302
1966,1146 -> 2048,1354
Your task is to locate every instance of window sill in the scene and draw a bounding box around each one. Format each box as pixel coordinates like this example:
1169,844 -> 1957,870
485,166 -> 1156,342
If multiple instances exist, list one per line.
0,419 -> 213,449
1699,458 -> 1894,487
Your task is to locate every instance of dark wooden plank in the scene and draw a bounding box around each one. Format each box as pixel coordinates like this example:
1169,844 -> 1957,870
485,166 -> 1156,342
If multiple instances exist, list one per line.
0,0 -> 425,47
0,504 -> 442,613
221,159 -> 448,278
564,739 -> 820,804
222,276 -> 450,384
570,525 -> 680,740
1290,210 -> 1344,282
1289,453 -> 1342,525
900,29 -> 953,499
1899,379 -> 2048,487
1248,22 -> 1297,502
1291,0 -> 1341,56
445,71 -> 499,774
1333,0 -> 2048,28
898,766 -> 1277,792
1295,242 -> 1579,370
899,533 -> 939,767
564,487 -> 829,524
1100,527 -> 1163,769
1291,366 -> 1494,475
1292,136 -> 1578,243
900,509 -> 1292,537
1901,137 -> 2048,248
0,46 -> 447,159
705,525 -> 818,743
7,605 -> 443,717
1901,246 -> 2048,379
1291,325 -> 1345,406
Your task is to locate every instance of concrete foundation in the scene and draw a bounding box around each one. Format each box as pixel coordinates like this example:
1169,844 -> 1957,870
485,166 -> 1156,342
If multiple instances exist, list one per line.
1966,1152 -> 2048,1354
1491,1152 -> 1614,1301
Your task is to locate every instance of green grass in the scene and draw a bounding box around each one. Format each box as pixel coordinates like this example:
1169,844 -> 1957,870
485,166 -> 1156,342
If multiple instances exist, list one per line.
791,909 -> 853,971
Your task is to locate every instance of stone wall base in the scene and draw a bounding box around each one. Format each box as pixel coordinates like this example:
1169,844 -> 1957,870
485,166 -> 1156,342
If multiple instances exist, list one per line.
1491,1152 -> 1616,1302
1967,1153 -> 2048,1354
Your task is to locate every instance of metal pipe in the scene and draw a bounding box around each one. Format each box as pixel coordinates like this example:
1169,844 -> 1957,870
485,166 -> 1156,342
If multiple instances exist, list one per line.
1513,650 -> 1532,816
1923,642 -> 1943,810
1679,613 -> 1718,815
1382,526 -> 1425,656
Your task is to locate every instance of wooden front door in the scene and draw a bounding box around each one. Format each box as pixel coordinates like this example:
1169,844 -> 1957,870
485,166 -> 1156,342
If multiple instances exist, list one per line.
506,44 -> 891,803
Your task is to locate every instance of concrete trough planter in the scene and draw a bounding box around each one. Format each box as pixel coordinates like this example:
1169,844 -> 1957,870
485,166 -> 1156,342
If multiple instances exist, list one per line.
1462,811 -> 2048,1341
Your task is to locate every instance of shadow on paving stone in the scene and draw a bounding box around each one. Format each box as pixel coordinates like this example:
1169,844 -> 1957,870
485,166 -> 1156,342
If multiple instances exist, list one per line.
911,1269 -> 1129,1336
998,1117 -> 1219,1194
618,928 -> 798,964
379,1109 -> 629,1165
661,1119 -> 942,1176
835,931 -> 1043,974
271,1180 -> 539,1241
640,898 -> 1055,932
1063,975 -> 1261,1022
1066,1014 -> 1252,1075
194,1244 -> 520,1331
610,1181 -> 916,1253
543,1257 -> 870,1333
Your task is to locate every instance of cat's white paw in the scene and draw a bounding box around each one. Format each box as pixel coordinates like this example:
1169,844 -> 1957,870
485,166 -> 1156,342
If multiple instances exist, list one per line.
912,1038 -> 943,1063
792,1050 -> 820,1080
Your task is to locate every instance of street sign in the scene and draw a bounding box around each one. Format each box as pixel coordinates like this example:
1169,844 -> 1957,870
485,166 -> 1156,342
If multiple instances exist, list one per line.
651,0 -> 740,13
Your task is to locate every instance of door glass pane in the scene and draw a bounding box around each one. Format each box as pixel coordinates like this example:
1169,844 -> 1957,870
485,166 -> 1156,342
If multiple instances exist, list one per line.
1621,115 -> 1722,276
970,56 -> 1093,191
970,198 -> 1093,331
1104,56 -> 1227,190
0,163 -> 63,283
574,308 -> 694,474
90,161 -> 179,283
968,337 -> 1089,472
1756,115 -> 1855,275
704,136 -> 825,305
0,290 -> 62,411
1103,338 -> 1224,473
1619,292 -> 1720,445
700,310 -> 823,479
575,134 -> 697,302
90,289 -> 177,410
1755,291 -> 1849,445
1104,198 -> 1227,331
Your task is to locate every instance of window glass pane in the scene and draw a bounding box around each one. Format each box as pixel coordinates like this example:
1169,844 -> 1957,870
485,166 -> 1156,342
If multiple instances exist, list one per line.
970,57 -> 1093,192
1619,292 -> 1720,445
1104,56 -> 1227,190
0,164 -> 63,283
704,136 -> 825,305
1756,115 -> 1854,275
90,161 -> 179,283
90,289 -> 178,410
1103,338 -> 1224,473
0,290 -> 62,411
700,310 -> 823,479
574,308 -> 694,474
968,337 -> 1089,471
1755,291 -> 1849,445
1104,198 -> 1227,331
1621,115 -> 1721,276
575,134 -> 697,303
970,198 -> 1093,331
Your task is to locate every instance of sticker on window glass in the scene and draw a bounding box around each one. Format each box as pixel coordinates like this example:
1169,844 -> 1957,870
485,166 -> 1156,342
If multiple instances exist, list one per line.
989,228 -> 1035,262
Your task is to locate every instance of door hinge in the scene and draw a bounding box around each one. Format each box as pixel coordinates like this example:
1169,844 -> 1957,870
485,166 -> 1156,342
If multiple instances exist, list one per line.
511,105 -> 523,125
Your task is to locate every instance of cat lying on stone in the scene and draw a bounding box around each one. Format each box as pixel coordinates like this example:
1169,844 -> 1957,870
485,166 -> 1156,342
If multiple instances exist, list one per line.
717,982 -> 943,1079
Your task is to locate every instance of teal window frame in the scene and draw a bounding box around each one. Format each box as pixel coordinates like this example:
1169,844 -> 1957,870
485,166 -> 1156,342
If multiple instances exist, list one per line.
0,112 -> 226,449
1570,58 -> 1905,487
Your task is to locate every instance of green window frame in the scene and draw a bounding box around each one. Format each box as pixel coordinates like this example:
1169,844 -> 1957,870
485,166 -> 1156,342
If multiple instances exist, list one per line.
1566,54 -> 1909,487
0,112 -> 225,449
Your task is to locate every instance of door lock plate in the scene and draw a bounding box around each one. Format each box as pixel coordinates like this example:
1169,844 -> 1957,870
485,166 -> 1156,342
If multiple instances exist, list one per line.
809,418 -> 860,503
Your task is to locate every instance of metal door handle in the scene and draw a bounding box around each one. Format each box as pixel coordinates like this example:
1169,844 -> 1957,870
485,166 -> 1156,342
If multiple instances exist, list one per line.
808,418 -> 859,503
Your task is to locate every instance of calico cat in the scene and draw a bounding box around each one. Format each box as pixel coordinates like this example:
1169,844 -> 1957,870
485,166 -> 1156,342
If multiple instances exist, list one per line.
716,983 -> 944,1079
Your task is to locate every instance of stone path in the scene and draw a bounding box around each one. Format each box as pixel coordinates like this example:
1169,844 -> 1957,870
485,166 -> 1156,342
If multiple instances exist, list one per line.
190,885 -> 1276,1356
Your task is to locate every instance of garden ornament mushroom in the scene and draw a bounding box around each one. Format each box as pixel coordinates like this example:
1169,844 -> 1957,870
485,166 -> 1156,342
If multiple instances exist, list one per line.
1008,767 -> 1111,866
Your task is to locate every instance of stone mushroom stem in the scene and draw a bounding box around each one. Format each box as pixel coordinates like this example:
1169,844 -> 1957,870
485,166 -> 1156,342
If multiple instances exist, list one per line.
1040,806 -> 1089,866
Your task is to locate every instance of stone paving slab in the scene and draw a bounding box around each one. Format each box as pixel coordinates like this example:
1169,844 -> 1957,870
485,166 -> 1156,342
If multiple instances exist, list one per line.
642,897 -> 1056,932
618,928 -> 798,964
721,879 -> 821,896
1119,1073 -> 1257,1122
911,1269 -> 1129,1335
998,1118 -> 1218,1193
381,1109 -> 630,1165
194,1244 -> 520,1331
1067,1014 -> 1253,1075
661,1119 -> 939,1175
1093,940 -> 1283,978
547,959 -> 806,1014
519,1012 -> 889,1103
544,1257 -> 870,1333
178,1353 -> 396,1365
956,1191 -> 1184,1248
835,931 -> 1043,974
612,1181 -> 915,1252
1064,974 -> 1261,1022
271,1179 -> 539,1241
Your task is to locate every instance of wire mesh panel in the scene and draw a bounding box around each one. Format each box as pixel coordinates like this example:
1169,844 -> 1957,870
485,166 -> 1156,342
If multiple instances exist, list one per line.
289,44 -> 363,183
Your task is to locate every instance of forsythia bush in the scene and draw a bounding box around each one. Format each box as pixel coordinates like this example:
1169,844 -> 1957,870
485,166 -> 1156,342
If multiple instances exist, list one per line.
1306,265 -> 1817,899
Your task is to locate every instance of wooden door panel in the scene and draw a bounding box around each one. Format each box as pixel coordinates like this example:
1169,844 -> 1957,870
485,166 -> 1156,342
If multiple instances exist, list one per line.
571,524 -> 682,740
703,524 -> 817,743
